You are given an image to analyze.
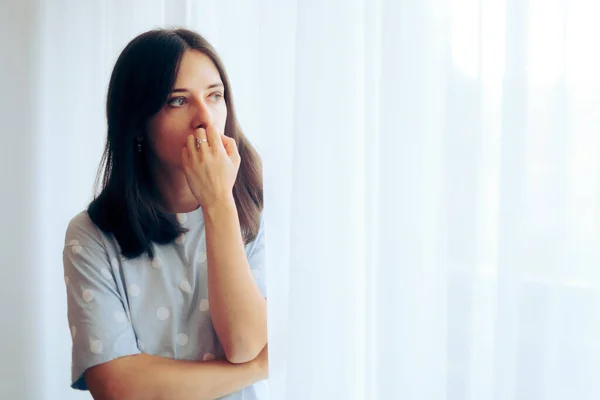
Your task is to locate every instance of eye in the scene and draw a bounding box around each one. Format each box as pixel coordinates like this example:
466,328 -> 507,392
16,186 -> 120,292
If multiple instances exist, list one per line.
209,92 -> 224,102
167,97 -> 187,107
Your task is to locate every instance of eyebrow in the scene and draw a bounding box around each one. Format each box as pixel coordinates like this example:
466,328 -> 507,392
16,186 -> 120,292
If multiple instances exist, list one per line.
171,83 -> 224,93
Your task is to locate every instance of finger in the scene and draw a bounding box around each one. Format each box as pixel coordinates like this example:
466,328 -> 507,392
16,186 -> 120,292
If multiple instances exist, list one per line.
195,127 -> 209,151
186,134 -> 201,162
181,146 -> 191,170
222,135 -> 239,158
206,124 -> 225,153
224,136 -> 241,167
196,127 -> 208,142
194,128 -> 210,158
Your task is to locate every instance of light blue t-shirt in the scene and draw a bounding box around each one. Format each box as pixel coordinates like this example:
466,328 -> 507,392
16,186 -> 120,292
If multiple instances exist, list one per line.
63,206 -> 268,399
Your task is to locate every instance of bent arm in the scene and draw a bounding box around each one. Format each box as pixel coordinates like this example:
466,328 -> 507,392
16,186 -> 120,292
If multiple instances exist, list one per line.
204,199 -> 268,363
86,347 -> 267,400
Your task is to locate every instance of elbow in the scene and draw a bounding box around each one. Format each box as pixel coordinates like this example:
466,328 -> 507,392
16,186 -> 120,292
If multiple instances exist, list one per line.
97,378 -> 140,400
104,388 -> 130,400
111,385 -> 139,400
89,380 -> 133,400
224,339 -> 265,364
225,346 -> 261,364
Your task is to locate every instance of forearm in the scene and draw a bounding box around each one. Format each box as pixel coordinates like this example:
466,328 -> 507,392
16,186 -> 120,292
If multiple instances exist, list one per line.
204,198 -> 267,363
90,353 -> 265,400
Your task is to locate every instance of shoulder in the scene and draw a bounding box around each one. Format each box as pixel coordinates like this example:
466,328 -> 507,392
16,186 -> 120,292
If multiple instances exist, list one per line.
64,210 -> 108,253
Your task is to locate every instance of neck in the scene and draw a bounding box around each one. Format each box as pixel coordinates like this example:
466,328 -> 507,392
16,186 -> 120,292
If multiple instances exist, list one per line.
151,163 -> 199,214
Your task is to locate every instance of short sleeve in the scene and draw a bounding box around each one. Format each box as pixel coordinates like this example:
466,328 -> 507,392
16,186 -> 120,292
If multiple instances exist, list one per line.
63,213 -> 141,390
247,212 -> 267,297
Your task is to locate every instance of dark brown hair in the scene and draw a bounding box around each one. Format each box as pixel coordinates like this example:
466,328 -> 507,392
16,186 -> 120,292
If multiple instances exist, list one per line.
88,28 -> 263,259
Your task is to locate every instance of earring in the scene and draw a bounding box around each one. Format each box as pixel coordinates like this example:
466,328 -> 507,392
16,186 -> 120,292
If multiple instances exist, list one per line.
136,137 -> 142,153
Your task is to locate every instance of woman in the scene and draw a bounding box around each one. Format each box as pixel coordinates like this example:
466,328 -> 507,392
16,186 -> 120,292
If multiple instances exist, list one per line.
63,28 -> 268,400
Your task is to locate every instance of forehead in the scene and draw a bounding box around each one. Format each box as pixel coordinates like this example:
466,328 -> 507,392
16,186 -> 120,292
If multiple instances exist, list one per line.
174,50 -> 222,87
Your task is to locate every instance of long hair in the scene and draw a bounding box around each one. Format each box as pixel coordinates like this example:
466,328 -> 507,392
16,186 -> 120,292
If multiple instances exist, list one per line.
88,28 -> 263,259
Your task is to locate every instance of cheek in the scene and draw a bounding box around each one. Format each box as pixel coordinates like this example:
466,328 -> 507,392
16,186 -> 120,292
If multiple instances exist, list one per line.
148,117 -> 189,163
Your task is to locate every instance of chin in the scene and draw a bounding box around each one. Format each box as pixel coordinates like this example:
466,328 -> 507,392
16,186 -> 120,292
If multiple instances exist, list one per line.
158,158 -> 184,172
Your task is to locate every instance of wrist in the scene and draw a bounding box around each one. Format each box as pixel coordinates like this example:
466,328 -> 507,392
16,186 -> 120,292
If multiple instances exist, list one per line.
203,196 -> 237,216
202,194 -> 237,211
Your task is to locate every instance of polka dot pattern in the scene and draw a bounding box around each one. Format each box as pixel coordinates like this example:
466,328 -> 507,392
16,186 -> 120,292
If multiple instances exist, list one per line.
82,289 -> 94,302
64,208 -> 255,372
198,298 -> 210,312
160,351 -> 174,359
128,284 -> 140,297
177,333 -> 189,346
157,307 -> 170,321
67,239 -> 83,254
179,279 -> 192,293
176,234 -> 186,245
70,240 -> 83,255
177,213 -> 187,224
90,340 -> 103,354
101,268 -> 112,280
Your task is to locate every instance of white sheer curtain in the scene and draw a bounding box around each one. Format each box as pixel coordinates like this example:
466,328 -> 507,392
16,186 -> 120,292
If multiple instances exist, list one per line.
275,0 -> 600,399
278,0 -> 600,399
2,0 -> 598,399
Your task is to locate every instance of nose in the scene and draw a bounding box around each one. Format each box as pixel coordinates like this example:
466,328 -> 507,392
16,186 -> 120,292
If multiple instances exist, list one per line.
191,97 -> 213,130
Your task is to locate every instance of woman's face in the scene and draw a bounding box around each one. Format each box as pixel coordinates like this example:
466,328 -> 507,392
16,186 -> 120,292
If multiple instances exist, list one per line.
146,50 -> 227,171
